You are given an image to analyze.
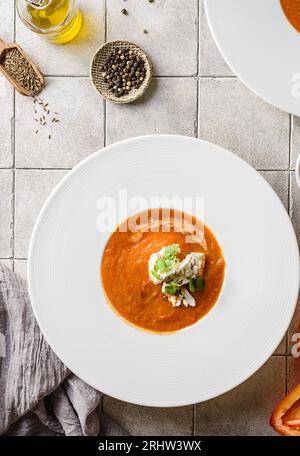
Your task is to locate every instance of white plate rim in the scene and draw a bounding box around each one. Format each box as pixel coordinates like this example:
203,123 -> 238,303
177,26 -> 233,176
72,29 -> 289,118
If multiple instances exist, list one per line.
204,0 -> 300,117
27,134 -> 300,407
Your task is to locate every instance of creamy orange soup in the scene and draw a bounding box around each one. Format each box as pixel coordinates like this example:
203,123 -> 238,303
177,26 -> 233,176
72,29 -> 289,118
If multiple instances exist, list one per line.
101,210 -> 225,333
281,0 -> 300,33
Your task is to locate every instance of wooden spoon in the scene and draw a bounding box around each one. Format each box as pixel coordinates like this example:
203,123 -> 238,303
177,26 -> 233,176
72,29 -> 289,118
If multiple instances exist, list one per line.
0,39 -> 45,97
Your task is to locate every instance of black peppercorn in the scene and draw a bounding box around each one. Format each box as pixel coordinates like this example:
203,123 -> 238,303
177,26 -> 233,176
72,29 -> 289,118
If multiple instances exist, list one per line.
101,46 -> 147,98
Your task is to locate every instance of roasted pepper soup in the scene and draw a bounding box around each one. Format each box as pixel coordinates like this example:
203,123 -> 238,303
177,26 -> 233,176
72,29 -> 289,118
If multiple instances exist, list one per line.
101,210 -> 225,333
281,0 -> 300,33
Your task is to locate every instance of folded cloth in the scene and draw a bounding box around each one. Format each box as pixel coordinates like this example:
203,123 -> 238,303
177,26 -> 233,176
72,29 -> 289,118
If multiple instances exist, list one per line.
0,264 -> 127,436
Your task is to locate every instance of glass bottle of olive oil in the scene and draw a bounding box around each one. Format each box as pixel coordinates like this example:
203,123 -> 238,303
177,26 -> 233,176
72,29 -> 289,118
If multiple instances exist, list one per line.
17,0 -> 82,44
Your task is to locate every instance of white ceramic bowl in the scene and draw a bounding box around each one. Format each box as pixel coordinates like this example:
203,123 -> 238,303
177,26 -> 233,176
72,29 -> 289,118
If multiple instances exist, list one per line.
28,135 -> 299,406
205,0 -> 300,115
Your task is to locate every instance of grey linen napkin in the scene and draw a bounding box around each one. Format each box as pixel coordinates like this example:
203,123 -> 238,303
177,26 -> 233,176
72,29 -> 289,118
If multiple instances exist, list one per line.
0,264 -> 127,436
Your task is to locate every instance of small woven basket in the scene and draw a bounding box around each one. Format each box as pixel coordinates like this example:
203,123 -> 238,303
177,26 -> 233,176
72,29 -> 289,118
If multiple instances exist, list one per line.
90,40 -> 152,104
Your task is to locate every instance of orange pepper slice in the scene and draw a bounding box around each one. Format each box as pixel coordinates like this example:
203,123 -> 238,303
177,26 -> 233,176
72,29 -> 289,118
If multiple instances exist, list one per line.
270,384 -> 300,436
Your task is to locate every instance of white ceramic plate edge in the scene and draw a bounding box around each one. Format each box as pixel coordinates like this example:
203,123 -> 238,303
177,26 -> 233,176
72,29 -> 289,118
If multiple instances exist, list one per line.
204,0 -> 300,116
28,134 -> 300,407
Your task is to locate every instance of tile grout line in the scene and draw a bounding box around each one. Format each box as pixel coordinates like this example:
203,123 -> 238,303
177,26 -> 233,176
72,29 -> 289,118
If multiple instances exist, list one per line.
103,102 -> 107,148
257,169 -> 293,172
0,167 -> 295,172
286,115 -> 292,359
287,168 -> 293,382
11,167 -> 73,171
192,1 -> 201,432
197,0 -> 200,77
199,75 -> 237,79
12,91 -> 16,272
192,405 -> 196,436
285,355 -> 288,395
289,115 -> 293,175
103,0 -> 108,149
100,0 -> 109,414
12,0 -> 16,272
195,0 -> 200,142
1,257 -> 27,261
39,74 -> 239,79
285,114 -> 293,394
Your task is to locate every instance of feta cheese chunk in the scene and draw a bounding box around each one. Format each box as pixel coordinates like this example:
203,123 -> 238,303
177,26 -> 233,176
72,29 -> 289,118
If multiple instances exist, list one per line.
149,248 -> 205,285
148,244 -> 206,308
169,288 -> 196,308
148,245 -> 180,284
176,252 -> 205,279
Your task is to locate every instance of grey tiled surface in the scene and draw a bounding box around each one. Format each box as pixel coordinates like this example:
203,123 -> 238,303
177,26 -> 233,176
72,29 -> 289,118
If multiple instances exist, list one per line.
195,357 -> 285,436
199,0 -> 233,77
260,171 -> 289,356
0,78 -> 14,168
0,170 -> 13,259
15,78 -> 104,168
107,0 -> 198,76
199,78 -> 290,170
106,77 -> 198,144
288,175 -> 300,347
1,0 -> 14,42
1,0 -> 299,436
292,116 -> 300,168
260,171 -> 289,210
103,398 -> 193,436
290,172 -> 300,247
15,170 -> 67,258
288,356 -> 300,391
288,293 -> 300,361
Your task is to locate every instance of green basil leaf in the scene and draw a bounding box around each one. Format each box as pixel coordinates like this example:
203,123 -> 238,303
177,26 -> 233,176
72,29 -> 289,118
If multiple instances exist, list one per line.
164,244 -> 179,258
154,258 -> 166,272
189,278 -> 196,293
164,284 -> 178,295
151,270 -> 160,280
195,276 -> 205,291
